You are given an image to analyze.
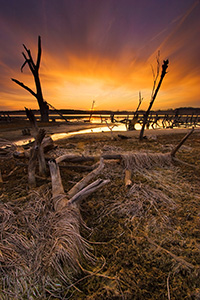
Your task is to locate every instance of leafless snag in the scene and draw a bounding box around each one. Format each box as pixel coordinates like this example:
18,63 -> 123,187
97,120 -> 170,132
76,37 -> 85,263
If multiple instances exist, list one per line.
128,91 -> 143,130
139,53 -> 169,140
26,108 -> 47,177
28,129 -> 46,187
11,36 -> 49,122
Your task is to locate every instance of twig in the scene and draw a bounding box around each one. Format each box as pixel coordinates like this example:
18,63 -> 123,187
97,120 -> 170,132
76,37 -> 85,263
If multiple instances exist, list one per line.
146,237 -> 196,269
167,272 -> 171,300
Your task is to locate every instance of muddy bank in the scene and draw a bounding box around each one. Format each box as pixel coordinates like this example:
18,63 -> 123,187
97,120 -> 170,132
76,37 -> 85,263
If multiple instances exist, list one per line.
0,119 -> 199,143
0,120 -> 104,142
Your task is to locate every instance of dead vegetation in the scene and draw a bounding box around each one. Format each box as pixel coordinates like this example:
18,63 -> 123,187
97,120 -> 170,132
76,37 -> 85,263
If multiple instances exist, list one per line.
0,128 -> 200,299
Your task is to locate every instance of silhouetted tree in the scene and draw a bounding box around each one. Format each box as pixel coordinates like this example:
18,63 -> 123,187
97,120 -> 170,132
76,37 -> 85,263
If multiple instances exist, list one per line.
139,57 -> 169,140
11,36 -> 49,122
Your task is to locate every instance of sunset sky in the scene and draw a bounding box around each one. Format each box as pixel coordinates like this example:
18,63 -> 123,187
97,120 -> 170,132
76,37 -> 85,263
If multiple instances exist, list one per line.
0,0 -> 199,112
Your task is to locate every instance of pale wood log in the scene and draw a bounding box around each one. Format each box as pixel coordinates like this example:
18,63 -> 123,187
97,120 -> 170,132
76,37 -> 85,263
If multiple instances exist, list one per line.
56,154 -> 95,164
48,159 -> 68,211
59,162 -> 99,172
125,169 -> 132,187
68,178 -> 110,205
0,170 -> 3,183
55,153 -> 122,164
67,158 -> 104,198
171,127 -> 194,157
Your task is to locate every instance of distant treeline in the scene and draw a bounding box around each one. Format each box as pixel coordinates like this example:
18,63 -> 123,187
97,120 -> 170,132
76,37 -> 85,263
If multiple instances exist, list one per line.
1,107 -> 200,116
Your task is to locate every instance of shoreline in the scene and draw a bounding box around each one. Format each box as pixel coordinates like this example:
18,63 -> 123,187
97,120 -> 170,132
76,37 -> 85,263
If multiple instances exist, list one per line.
0,119 -> 199,144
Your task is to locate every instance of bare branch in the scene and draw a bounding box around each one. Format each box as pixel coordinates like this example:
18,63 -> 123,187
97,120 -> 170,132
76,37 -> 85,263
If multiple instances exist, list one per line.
20,60 -> 28,73
36,36 -> 42,69
68,178 -> 110,205
22,51 -> 35,73
67,158 -> 105,198
11,78 -> 37,98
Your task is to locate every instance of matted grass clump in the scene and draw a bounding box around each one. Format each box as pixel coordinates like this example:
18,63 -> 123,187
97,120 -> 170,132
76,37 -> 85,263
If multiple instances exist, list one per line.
0,187 -> 94,299
0,130 -> 200,299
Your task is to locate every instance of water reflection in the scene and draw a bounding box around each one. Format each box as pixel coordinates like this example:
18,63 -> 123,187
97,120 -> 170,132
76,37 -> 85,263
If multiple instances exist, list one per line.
15,123 -> 133,146
51,123 -> 133,141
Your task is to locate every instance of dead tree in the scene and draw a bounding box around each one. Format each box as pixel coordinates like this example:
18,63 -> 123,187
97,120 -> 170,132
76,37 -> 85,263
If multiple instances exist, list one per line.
128,91 -> 143,130
28,129 -> 46,187
24,108 -> 48,187
139,56 -> 169,140
11,36 -> 49,122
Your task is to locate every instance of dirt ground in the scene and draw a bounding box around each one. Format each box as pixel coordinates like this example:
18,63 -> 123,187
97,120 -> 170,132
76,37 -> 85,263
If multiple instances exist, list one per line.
0,121 -> 200,299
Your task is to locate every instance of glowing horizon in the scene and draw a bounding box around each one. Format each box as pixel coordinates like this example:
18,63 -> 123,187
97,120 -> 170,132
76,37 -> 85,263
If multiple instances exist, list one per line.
0,0 -> 199,112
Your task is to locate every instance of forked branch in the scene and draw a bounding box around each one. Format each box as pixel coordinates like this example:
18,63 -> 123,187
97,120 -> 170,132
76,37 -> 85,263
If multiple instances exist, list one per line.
67,158 -> 105,198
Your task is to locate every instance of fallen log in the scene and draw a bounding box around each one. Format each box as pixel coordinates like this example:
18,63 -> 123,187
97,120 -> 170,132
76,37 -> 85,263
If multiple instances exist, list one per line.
68,178 -> 110,205
67,158 -> 105,198
56,154 -> 95,164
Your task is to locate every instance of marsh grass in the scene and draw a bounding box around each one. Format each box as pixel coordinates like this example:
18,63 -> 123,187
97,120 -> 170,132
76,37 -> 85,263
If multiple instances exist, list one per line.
0,131 -> 200,299
0,187 -> 94,299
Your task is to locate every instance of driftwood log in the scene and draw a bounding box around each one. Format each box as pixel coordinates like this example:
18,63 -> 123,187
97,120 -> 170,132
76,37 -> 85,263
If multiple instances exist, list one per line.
48,157 -> 109,211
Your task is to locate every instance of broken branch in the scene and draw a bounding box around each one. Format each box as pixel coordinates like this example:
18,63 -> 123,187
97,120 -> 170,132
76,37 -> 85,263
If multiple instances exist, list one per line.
171,127 -> 194,157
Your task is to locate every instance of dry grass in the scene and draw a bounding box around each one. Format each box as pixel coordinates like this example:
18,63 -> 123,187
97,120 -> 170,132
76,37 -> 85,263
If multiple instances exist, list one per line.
0,129 -> 200,299
0,188 -> 94,299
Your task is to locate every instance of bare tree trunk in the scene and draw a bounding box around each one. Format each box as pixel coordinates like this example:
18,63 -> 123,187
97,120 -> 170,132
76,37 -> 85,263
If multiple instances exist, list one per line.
139,59 -> 169,141
25,108 -> 47,175
11,36 -> 49,122
28,129 -> 46,187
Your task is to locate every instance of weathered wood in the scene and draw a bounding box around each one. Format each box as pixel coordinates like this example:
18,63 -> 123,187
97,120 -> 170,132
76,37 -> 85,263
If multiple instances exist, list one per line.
28,129 -> 46,187
0,170 -> 3,183
36,129 -> 46,175
68,178 -> 110,205
48,159 -> 68,211
171,127 -> 194,157
125,169 -> 132,187
67,158 -> 104,198
59,163 -> 98,172
56,154 -> 95,164
13,137 -> 54,159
